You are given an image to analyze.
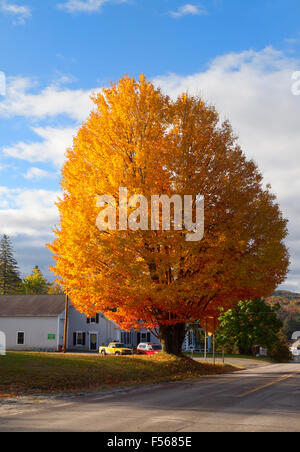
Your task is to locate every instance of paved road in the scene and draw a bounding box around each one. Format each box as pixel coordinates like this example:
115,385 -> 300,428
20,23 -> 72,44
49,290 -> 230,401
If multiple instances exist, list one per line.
1,363 -> 300,432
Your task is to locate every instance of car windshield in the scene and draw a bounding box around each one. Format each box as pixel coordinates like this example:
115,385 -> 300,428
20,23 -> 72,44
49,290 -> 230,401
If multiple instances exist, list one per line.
151,345 -> 162,350
112,343 -> 126,348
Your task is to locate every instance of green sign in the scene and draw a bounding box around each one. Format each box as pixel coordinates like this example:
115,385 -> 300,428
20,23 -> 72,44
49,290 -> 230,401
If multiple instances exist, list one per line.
48,334 -> 56,340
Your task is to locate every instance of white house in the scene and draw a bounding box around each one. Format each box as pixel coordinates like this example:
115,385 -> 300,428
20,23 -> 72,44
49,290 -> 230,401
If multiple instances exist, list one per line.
0,295 -> 158,352
183,326 -> 212,352
0,295 -> 66,351
67,304 -> 121,351
291,331 -> 300,341
290,340 -> 300,357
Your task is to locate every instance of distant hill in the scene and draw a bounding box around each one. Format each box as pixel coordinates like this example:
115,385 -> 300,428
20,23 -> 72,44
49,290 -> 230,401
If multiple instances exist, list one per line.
267,290 -> 300,314
267,290 -> 300,340
270,290 -> 300,300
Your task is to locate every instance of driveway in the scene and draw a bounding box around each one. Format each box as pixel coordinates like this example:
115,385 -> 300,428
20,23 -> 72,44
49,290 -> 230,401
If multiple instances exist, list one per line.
194,356 -> 272,369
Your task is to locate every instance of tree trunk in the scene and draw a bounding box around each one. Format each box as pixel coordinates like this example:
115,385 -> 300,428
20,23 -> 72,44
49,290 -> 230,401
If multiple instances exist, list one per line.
159,323 -> 186,355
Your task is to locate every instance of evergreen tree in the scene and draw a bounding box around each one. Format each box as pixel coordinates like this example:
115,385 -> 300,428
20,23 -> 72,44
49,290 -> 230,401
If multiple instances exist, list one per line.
22,265 -> 50,295
0,235 -> 22,294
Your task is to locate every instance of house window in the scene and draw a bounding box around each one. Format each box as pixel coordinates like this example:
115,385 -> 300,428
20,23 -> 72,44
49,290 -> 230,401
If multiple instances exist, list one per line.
17,332 -> 25,345
139,332 -> 151,343
73,332 -> 86,346
121,332 -> 132,345
87,314 -> 99,324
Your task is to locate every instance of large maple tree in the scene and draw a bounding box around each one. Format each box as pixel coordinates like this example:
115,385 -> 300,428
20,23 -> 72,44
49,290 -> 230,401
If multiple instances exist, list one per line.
48,75 -> 289,354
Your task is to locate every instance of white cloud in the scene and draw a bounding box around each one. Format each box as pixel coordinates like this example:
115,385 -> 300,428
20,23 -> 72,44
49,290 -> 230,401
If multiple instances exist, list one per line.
154,47 -> 300,175
57,0 -> 128,13
0,187 -> 60,237
58,0 -> 107,13
2,126 -> 76,167
0,187 -> 61,278
284,32 -> 300,47
0,0 -> 31,25
0,77 -> 99,167
169,4 -> 207,18
24,167 -> 57,180
0,77 -> 101,167
0,77 -> 97,122
153,47 -> 300,291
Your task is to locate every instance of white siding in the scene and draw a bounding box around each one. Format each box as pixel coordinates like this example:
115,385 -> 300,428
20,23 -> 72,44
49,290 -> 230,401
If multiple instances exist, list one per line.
120,330 -> 160,346
67,306 -> 121,351
0,316 -> 59,351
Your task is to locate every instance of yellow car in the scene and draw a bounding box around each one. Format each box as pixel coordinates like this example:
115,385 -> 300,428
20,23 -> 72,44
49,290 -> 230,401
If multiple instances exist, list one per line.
99,342 -> 133,356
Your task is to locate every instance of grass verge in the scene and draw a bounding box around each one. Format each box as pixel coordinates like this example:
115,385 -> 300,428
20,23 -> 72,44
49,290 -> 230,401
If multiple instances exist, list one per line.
184,352 -> 275,363
0,352 -> 238,397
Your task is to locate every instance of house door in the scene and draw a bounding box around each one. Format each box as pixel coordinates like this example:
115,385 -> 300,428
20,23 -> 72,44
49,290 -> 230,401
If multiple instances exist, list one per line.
90,333 -> 97,351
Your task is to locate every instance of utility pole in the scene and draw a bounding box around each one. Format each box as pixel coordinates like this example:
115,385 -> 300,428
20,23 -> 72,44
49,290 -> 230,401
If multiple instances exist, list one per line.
213,317 -> 216,366
204,318 -> 207,361
63,294 -> 69,353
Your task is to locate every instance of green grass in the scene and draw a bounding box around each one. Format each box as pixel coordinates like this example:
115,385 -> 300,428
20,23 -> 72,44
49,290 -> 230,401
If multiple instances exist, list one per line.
0,352 -> 238,397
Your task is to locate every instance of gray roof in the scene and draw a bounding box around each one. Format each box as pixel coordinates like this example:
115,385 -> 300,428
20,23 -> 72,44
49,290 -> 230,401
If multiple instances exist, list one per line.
0,295 -> 65,317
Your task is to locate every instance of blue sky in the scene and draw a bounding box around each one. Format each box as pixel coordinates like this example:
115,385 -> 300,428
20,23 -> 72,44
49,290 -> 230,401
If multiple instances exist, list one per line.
1,1 -> 300,85
1,0 -> 300,291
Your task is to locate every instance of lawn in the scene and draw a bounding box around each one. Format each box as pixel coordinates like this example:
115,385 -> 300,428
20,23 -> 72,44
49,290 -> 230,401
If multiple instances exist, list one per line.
0,352 -> 237,397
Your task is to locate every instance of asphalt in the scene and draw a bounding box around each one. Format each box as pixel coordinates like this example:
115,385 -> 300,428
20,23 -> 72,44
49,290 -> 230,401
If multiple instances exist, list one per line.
1,362 -> 300,432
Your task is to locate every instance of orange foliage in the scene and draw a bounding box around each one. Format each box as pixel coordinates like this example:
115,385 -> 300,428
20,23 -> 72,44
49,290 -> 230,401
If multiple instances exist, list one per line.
48,75 -> 289,331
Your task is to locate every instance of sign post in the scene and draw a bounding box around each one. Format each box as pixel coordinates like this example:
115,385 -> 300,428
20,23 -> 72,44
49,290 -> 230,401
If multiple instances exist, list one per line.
63,295 -> 69,353
0,331 -> 6,356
